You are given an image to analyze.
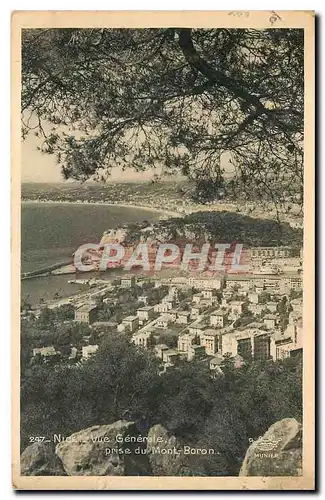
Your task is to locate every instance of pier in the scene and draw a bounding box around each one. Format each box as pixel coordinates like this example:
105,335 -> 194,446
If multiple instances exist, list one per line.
21,261 -> 72,280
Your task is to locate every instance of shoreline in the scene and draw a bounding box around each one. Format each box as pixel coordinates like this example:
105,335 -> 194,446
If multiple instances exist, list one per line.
21,199 -> 182,281
21,199 -> 182,219
20,198 -> 303,228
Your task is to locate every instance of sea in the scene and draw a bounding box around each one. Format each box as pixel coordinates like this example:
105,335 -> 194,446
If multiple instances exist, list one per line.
21,202 -> 164,305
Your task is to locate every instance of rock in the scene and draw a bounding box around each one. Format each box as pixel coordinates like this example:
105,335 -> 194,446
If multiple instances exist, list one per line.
55,420 -> 151,476
147,424 -> 189,476
21,441 -> 66,476
239,418 -> 302,476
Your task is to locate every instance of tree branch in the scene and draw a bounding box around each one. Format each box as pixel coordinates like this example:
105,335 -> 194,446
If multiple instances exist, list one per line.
178,28 -> 267,114
177,28 -> 302,134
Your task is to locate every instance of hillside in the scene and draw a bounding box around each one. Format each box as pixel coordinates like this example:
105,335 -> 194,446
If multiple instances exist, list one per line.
100,211 -> 303,249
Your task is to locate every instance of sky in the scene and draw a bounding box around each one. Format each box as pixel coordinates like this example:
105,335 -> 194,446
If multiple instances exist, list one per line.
21,112 -> 235,184
21,132 -> 163,183
22,133 -> 235,184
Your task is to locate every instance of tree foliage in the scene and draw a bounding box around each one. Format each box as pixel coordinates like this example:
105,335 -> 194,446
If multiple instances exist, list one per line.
21,333 -> 162,449
21,336 -> 302,476
22,28 -> 303,209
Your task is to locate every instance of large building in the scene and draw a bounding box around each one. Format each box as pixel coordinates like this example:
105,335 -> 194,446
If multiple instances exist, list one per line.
162,349 -> 180,364
188,321 -> 206,337
74,304 -> 97,324
248,303 -> 265,315
122,315 -> 139,332
226,276 -> 252,291
221,327 -> 272,362
176,311 -> 191,324
202,289 -> 217,300
191,304 -> 205,318
250,247 -> 296,259
120,276 -> 136,288
278,274 -> 303,293
263,314 -> 280,330
248,292 -> 260,304
200,329 -> 222,356
210,310 -> 228,328
177,333 -> 198,353
136,306 -> 155,323
187,344 -> 206,361
156,315 -> 169,329
187,276 -> 225,291
154,344 -> 169,359
154,301 -> 173,313
270,323 -> 303,360
82,344 -> 99,360
32,346 -> 60,363
131,330 -> 154,348
229,300 -> 246,317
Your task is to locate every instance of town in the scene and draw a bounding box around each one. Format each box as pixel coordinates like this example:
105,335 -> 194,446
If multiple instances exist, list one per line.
22,245 -> 303,377
22,181 -> 303,230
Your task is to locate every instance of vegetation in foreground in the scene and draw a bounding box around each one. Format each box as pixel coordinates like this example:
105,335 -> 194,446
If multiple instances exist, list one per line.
21,328 -> 302,476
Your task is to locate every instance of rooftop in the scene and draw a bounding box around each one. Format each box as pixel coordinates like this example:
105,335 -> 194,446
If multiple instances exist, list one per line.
189,321 -> 206,329
158,314 -> 169,322
177,310 -> 191,316
76,304 -> 97,313
272,331 -> 293,342
211,309 -> 227,317
178,332 -> 197,339
123,315 -> 138,322
237,322 -> 266,332
83,344 -> 98,352
33,346 -> 57,356
202,328 -> 220,337
132,330 -> 152,338
164,349 -> 179,356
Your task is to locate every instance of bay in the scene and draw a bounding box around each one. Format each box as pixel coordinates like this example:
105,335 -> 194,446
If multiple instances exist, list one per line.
21,202 -> 164,305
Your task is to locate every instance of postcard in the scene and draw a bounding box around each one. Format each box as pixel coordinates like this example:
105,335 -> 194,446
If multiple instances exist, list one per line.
12,10 -> 315,490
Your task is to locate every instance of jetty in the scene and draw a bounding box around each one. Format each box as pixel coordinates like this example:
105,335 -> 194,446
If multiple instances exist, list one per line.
21,261 -> 72,280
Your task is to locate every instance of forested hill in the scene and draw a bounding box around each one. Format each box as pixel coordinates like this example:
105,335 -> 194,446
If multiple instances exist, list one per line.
103,211 -> 303,248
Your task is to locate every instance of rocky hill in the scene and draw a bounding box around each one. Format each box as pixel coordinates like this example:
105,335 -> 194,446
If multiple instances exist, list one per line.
99,211 -> 303,248
239,418 -> 302,477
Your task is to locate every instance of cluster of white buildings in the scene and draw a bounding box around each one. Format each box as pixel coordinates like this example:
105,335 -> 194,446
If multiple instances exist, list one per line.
32,247 -> 303,372
127,268 -> 303,375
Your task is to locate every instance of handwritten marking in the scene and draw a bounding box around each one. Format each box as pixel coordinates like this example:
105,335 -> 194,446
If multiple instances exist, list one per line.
269,11 -> 281,25
228,11 -> 250,18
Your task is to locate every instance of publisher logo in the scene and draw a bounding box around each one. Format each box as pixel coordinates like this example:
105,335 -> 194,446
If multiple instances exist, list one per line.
249,436 -> 282,452
248,436 -> 282,458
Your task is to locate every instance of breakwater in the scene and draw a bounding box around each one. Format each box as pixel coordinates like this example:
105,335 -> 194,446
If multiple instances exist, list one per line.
21,261 -> 72,280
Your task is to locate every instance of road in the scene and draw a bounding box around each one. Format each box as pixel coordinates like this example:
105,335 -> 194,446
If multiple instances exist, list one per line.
33,283 -> 114,314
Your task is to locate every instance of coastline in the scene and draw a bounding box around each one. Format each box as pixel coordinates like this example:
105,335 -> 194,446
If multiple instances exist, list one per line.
21,200 -> 181,282
21,199 -> 181,219
21,198 -> 303,229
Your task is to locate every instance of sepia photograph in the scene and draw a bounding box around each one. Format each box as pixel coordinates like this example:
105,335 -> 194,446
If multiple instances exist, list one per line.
11,10 -> 315,490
